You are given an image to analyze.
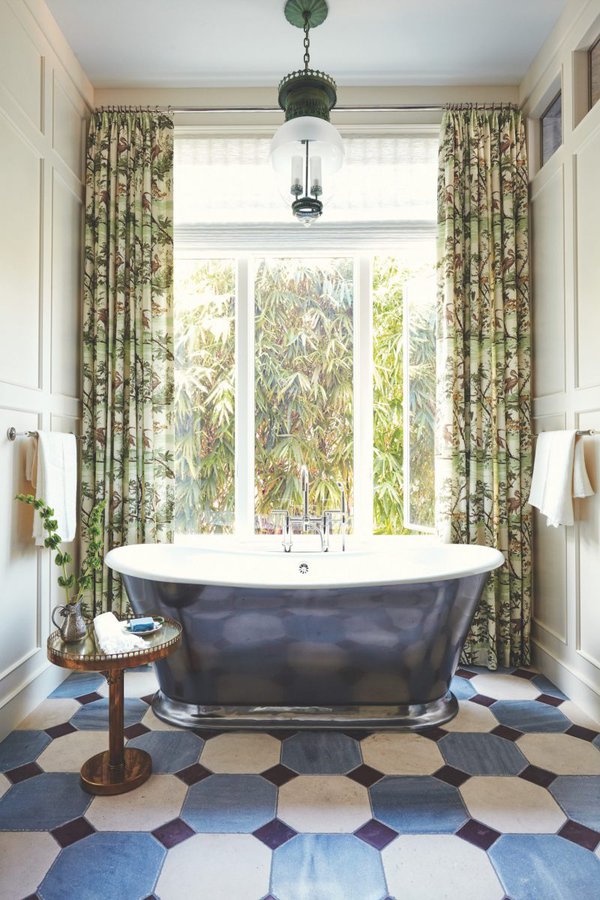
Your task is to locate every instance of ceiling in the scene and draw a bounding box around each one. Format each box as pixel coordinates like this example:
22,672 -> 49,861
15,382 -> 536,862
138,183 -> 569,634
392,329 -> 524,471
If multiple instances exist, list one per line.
45,0 -> 567,89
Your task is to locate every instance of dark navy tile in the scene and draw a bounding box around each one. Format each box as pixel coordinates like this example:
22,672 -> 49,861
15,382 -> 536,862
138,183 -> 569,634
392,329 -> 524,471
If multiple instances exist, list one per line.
281,731 -> 361,774
175,762 -> 211,786
151,817 -> 195,849
260,764 -> 298,787
491,724 -> 522,742
433,765 -> 471,787
123,723 -> 150,740
566,724 -> 599,742
492,700 -> 570,733
346,764 -> 384,788
456,818 -> 501,850
51,816 -> 95,848
536,694 -> 565,708
519,764 -> 556,788
75,691 -> 103,705
450,675 -> 476,700
181,774 -> 276,833
354,818 -> 397,850
127,731 -> 204,773
49,672 -> 104,699
70,698 -> 146,731
511,667 -> 537,681
550,776 -> 600,830
455,668 -> 477,680
558,819 -> 600,851
439,733 -> 527,775
0,772 -> 90,829
489,834 -> 600,900
532,674 -> 568,700
0,730 -> 51,772
253,817 -> 297,849
5,761 -> 43,784
45,722 -> 77,740
38,831 -> 165,900
469,694 -> 497,707
370,776 -> 467,833
271,834 -> 387,900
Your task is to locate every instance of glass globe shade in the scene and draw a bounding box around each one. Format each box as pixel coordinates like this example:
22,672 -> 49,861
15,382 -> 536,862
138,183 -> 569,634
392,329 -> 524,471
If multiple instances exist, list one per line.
269,116 -> 344,178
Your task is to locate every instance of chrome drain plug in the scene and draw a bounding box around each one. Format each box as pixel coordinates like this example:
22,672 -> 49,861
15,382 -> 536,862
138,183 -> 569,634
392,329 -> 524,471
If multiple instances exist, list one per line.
299,562 -> 309,575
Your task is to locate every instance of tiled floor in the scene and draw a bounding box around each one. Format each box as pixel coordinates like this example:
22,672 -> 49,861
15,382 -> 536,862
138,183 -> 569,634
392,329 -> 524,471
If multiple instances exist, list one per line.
1,666 -> 600,899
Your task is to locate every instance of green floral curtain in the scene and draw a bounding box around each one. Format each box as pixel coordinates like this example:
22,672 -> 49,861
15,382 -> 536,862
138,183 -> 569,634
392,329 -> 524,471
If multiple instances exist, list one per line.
436,105 -> 532,669
81,109 -> 175,615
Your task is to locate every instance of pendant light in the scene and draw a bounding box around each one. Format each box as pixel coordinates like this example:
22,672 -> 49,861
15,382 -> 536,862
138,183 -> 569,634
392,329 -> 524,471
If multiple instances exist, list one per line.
270,0 -> 344,225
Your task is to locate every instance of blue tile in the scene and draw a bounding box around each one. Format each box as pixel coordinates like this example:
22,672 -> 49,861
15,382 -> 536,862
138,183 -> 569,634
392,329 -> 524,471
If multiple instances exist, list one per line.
0,772 -> 90,829
127,731 -> 204,773
439,733 -> 527,775
38,831 -> 165,900
370,776 -> 467,833
489,834 -> 600,900
450,676 -> 476,700
271,834 -> 387,900
532,674 -> 568,700
281,732 -> 361,774
49,672 -> 104,698
550,776 -> 600,830
182,774 -> 276,833
0,730 -> 51,772
492,700 -> 570,733
71,698 -> 147,730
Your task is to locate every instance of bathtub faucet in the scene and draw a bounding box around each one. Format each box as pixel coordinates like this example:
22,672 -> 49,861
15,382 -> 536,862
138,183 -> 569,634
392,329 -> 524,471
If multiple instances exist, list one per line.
273,467 -> 347,553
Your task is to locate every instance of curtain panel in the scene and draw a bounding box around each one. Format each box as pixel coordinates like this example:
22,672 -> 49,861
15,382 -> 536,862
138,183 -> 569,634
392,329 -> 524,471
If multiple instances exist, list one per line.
436,106 -> 532,668
81,109 -> 175,615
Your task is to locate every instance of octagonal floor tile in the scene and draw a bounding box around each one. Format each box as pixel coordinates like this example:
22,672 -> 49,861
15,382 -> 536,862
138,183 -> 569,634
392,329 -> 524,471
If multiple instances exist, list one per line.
517,733 -> 600,774
97,669 -> 158,699
492,700 -> 570,733
560,701 -> 600,730
471,673 -> 541,701
141,707 -> 181,732
200,733 -> 280,774
71,698 -> 147,731
531,675 -> 568,700
37,730 -> 107,772
86,774 -> 186,831
277,775 -> 371,833
440,733 -> 527,775
489,834 -> 600,900
443,701 -> 498,733
0,772 -> 90,830
460,776 -> 566,833
382,834 -> 504,900
182,774 -> 276,833
450,675 -> 477,700
16,699 -> 80,731
271,834 -> 387,900
156,833 -> 271,900
38,831 -> 165,900
549,776 -> 600,830
127,731 -> 204,773
49,672 -> 104,699
361,733 -> 444,775
0,831 -> 60,900
281,731 -> 361,774
0,730 -> 51,772
0,774 -> 9,800
370,776 -> 467,833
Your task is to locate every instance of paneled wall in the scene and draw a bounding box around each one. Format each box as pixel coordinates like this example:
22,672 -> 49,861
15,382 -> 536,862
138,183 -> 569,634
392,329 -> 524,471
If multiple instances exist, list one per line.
521,0 -> 600,720
0,0 -> 92,736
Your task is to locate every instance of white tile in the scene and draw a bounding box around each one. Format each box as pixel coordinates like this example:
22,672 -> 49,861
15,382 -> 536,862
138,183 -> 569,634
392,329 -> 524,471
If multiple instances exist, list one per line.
278,775 -> 371,833
460,776 -> 566,833
443,701 -> 498,733
470,673 -> 540,701
200,733 -> 280,774
0,832 -> 60,900
16,699 -> 80,730
97,669 -> 158,699
141,706 -> 182,732
560,701 -> 600,730
517,733 -> 600,774
37,730 -> 107,772
0,774 -> 10,800
156,833 -> 271,900
382,835 -> 504,900
362,733 -> 443,774
86,774 -> 186,831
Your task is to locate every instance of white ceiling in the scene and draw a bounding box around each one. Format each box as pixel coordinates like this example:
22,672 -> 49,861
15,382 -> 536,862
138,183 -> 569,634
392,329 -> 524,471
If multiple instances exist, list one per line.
45,0 -> 567,89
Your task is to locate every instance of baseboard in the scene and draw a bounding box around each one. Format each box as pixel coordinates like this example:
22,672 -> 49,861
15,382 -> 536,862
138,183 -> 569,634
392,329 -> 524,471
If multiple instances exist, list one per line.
533,639 -> 600,724
0,661 -> 70,741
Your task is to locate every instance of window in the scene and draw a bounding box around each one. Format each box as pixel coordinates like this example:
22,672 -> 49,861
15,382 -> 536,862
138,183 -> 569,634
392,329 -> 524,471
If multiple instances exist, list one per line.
174,132 -> 438,538
591,36 -> 600,109
540,92 -> 562,166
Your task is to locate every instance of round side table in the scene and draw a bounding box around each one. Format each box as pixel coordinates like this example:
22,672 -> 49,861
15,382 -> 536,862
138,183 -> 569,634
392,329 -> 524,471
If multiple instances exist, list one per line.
47,617 -> 182,796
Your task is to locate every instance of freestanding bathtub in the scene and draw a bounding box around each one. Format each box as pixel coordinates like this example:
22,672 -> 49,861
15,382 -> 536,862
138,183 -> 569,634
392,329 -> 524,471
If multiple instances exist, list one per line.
105,538 -> 504,731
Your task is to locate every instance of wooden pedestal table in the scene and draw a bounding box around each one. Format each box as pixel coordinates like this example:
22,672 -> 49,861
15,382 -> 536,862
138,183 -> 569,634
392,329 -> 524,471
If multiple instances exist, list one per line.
47,617 -> 182,796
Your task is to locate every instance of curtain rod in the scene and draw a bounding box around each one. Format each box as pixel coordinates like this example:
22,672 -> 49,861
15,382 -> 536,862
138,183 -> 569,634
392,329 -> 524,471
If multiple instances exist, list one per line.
167,105 -> 444,113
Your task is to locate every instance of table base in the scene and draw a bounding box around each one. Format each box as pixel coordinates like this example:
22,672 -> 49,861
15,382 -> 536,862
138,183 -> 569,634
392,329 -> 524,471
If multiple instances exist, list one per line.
80,747 -> 152,796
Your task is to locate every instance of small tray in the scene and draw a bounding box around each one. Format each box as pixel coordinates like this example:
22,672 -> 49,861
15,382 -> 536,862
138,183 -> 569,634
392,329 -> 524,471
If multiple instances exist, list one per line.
124,616 -> 164,636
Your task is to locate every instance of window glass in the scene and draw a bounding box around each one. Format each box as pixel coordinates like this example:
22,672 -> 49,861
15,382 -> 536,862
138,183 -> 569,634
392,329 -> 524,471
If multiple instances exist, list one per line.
541,92 -> 562,166
174,259 -> 236,533
254,257 -> 354,534
591,37 -> 600,109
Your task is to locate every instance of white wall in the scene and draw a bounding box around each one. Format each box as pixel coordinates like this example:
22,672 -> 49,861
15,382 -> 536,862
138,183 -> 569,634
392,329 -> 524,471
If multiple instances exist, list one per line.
0,0 -> 93,737
521,0 -> 600,721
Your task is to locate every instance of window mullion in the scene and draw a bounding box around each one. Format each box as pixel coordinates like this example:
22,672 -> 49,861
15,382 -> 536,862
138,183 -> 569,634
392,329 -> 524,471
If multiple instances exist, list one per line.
235,255 -> 255,539
353,255 -> 374,539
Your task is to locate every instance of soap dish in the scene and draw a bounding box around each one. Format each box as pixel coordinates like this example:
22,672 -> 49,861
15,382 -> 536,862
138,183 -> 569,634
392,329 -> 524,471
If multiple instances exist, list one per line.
123,616 -> 164,636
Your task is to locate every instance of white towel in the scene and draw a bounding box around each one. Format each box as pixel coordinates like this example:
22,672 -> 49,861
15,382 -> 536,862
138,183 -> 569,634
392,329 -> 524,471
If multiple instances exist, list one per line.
27,432 -> 78,546
93,612 -> 147,655
528,431 -> 595,527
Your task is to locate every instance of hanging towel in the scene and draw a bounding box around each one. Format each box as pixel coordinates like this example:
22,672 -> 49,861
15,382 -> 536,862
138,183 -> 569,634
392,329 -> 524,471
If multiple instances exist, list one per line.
528,431 -> 595,527
27,432 -> 78,546
93,612 -> 147,655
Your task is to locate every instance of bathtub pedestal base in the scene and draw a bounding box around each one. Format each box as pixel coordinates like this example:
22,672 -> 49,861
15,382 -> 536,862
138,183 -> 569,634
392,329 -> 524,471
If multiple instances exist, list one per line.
152,690 -> 458,732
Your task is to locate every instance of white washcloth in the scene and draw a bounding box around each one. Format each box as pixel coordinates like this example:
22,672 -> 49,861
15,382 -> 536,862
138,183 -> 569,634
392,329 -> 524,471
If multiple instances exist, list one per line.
26,432 -> 78,546
528,431 -> 595,527
93,612 -> 147,655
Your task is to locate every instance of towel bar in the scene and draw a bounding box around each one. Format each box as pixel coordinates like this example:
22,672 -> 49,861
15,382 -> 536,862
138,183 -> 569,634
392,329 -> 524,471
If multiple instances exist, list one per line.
6,428 -> 81,441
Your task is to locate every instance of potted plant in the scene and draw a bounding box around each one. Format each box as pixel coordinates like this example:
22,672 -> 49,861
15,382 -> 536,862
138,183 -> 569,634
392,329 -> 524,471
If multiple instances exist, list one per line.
16,494 -> 107,642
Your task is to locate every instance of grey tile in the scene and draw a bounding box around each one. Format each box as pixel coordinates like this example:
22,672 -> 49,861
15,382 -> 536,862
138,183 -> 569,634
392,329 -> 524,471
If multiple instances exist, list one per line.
489,834 -> 600,900
0,773 -> 90,830
439,733 -> 527,776
181,774 -> 276,833
281,731 -> 361,774
370,776 -> 467,833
